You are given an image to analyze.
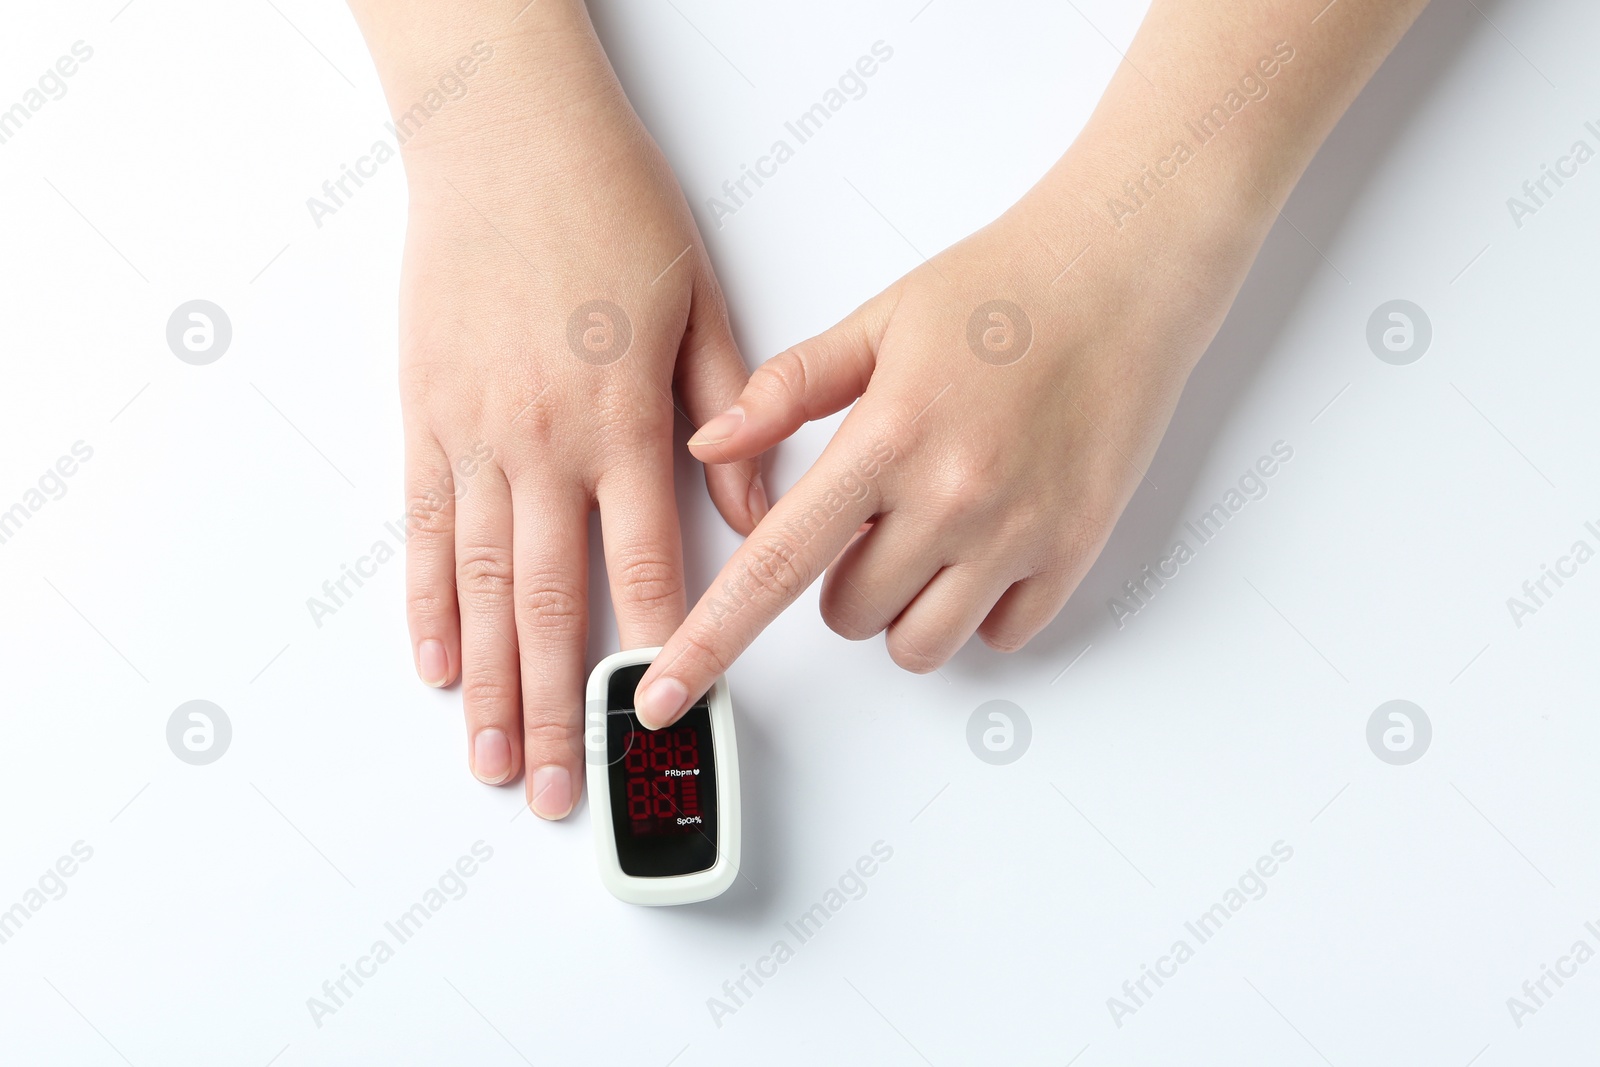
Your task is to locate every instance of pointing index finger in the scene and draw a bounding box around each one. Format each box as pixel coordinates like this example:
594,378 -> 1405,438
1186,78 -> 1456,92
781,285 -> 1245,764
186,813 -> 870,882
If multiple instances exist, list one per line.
634,432 -> 901,727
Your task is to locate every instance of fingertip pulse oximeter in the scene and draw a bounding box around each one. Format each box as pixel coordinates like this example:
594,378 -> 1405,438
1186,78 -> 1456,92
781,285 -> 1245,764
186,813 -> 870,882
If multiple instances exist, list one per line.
585,647 -> 741,906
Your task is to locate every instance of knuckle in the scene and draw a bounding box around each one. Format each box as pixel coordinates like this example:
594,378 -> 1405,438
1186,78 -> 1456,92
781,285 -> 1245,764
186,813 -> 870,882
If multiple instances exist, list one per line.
461,673 -> 516,712
406,587 -> 454,622
929,470 -> 994,524
456,547 -> 515,602
522,716 -> 580,755
505,391 -> 559,452
517,579 -> 585,635
757,349 -> 811,406
744,536 -> 810,602
404,489 -> 455,539
613,554 -> 683,613
949,448 -> 1008,491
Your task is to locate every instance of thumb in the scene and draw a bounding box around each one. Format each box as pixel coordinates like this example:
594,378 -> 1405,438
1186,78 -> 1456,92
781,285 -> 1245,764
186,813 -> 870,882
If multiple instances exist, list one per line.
687,293 -> 889,465
676,274 -> 767,536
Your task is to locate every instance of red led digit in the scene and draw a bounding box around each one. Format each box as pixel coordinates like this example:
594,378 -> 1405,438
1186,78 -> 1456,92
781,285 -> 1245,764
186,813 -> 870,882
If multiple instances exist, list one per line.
626,777 -> 650,822
616,710 -> 710,838
653,777 -> 677,818
591,650 -> 737,901
648,731 -> 671,771
624,730 -> 646,773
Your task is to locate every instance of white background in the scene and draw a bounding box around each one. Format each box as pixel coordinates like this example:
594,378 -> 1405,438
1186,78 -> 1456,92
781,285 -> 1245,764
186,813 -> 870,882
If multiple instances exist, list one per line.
2,0 -> 1598,1063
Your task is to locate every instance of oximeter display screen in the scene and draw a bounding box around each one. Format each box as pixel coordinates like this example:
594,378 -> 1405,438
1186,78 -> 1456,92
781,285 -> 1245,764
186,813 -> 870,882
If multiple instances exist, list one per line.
605,664 -> 719,877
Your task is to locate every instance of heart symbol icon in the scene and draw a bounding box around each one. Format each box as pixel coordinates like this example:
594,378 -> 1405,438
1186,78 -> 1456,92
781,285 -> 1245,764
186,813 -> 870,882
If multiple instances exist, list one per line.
693,768 -> 700,775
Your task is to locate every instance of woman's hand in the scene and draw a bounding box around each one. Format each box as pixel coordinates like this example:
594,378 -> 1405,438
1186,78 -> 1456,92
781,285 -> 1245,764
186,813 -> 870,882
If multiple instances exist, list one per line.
630,179 -> 1242,727
350,0 -> 763,815
630,0 -> 1432,728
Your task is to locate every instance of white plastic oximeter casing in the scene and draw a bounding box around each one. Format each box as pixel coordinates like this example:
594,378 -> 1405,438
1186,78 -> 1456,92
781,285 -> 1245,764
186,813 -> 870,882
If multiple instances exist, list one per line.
585,647 -> 740,906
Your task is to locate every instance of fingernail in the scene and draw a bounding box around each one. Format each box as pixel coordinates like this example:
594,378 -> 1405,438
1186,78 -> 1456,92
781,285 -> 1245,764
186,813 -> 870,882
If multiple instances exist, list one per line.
636,677 -> 689,730
689,407 -> 744,447
473,728 -> 513,784
747,474 -> 769,523
418,639 -> 449,687
530,764 -> 573,819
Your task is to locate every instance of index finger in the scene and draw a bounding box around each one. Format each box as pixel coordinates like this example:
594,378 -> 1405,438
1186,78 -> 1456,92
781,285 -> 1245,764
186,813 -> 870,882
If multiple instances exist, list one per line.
632,429 -> 900,728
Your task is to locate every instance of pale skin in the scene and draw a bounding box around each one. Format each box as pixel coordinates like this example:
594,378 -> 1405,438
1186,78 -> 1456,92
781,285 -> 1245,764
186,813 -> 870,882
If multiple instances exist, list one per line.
349,0 -> 1432,814
349,0 -> 766,818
